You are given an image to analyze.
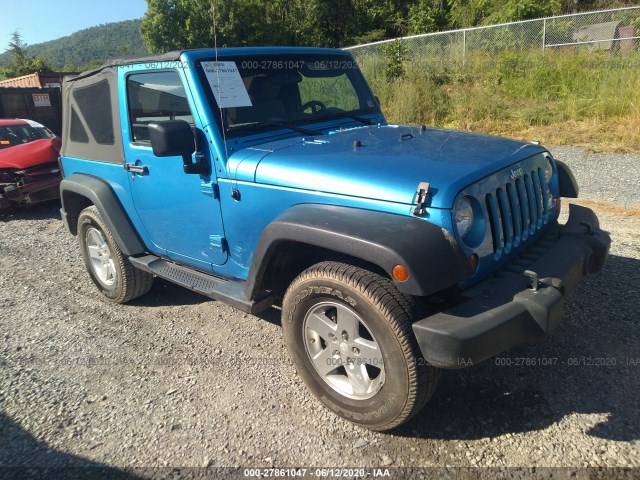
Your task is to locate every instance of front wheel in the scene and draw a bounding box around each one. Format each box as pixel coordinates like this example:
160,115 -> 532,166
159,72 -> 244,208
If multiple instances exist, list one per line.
282,262 -> 440,430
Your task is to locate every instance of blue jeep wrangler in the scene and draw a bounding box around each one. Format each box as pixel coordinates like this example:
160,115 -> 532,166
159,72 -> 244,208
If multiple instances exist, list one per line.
59,47 -> 610,430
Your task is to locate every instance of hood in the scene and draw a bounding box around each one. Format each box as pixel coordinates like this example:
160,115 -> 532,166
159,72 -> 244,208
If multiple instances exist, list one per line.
230,125 -> 546,209
0,137 -> 61,170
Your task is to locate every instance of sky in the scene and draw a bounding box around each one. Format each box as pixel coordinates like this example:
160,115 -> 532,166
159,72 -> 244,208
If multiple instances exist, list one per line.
0,0 -> 148,50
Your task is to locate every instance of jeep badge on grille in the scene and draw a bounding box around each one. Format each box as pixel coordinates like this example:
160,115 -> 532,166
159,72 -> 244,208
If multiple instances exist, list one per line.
510,167 -> 524,180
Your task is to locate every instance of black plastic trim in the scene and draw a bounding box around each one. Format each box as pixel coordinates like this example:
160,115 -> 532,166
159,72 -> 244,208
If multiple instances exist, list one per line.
555,160 -> 579,198
413,204 -> 610,369
59,173 -> 146,256
129,255 -> 274,314
246,204 -> 473,299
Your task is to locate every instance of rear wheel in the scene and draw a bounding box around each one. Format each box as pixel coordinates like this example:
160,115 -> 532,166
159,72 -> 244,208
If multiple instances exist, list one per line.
78,206 -> 153,303
282,261 -> 440,430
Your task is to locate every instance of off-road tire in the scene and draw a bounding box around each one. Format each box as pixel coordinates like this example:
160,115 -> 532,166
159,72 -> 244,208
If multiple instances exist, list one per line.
282,261 -> 440,431
78,205 -> 153,303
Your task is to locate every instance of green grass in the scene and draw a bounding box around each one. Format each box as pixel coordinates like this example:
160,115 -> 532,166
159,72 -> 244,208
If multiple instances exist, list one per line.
360,49 -> 640,151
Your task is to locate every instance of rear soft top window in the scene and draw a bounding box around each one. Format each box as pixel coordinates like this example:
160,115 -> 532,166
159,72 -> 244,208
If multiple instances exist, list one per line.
61,62 -> 149,164
72,79 -> 114,145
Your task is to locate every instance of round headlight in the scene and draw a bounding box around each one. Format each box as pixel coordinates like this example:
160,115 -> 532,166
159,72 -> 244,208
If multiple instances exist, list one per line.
543,156 -> 554,183
455,196 -> 474,239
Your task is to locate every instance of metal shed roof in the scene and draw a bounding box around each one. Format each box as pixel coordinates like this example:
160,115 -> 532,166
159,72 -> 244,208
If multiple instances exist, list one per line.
572,20 -> 621,50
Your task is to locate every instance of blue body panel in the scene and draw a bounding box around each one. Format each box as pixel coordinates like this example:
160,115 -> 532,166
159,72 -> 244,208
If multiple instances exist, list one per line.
61,157 -> 160,254
117,63 -> 228,270
227,124 -> 546,209
216,178 -> 427,281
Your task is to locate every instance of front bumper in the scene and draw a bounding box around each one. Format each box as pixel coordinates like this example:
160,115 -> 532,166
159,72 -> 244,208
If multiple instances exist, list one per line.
0,164 -> 62,207
412,204 -> 610,368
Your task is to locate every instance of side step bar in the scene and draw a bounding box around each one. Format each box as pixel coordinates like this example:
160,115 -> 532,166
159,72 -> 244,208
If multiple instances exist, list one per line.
129,255 -> 274,314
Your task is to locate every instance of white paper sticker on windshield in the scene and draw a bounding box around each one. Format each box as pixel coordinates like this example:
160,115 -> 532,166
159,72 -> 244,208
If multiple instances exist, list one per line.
201,61 -> 252,108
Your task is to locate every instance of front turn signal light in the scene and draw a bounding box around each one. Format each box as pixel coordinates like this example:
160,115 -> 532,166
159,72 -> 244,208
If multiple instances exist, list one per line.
392,265 -> 410,282
468,254 -> 479,273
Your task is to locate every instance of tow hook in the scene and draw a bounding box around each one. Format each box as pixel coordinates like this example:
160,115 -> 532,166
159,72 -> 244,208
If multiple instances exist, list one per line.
524,270 -> 540,291
580,221 -> 594,235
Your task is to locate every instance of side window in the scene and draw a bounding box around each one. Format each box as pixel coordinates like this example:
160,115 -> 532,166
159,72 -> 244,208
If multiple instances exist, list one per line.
127,71 -> 194,143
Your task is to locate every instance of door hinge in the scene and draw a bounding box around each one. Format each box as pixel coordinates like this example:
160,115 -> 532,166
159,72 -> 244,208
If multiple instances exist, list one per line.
209,235 -> 227,253
201,181 -> 219,199
413,182 -> 430,216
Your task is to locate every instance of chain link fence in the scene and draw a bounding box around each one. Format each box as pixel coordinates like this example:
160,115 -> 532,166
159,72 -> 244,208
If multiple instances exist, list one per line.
345,6 -> 640,69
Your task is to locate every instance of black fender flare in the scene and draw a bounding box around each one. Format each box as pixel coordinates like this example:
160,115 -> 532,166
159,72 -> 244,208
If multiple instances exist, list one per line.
246,204 -> 473,299
60,173 -> 146,256
555,160 -> 579,198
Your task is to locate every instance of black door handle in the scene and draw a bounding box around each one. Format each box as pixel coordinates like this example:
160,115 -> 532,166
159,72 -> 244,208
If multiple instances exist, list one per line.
124,163 -> 148,174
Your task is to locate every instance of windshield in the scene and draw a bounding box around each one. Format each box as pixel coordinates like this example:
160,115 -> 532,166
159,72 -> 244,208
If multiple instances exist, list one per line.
0,124 -> 55,149
197,54 -> 379,137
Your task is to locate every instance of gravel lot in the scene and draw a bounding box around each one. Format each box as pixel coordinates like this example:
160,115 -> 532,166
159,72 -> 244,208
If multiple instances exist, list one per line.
1,146 -> 639,477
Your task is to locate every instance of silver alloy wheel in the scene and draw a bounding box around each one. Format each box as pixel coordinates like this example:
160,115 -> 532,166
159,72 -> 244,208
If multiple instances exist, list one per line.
303,301 -> 385,400
85,227 -> 116,286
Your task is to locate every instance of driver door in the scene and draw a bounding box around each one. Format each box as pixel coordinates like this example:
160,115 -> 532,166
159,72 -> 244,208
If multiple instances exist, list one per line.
123,69 -> 227,270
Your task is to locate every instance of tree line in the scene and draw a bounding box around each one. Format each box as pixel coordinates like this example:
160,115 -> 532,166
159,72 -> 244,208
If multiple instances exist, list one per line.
141,0 -> 640,51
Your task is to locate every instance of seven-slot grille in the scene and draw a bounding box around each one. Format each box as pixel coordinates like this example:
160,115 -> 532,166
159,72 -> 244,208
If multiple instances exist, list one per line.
485,167 -> 551,258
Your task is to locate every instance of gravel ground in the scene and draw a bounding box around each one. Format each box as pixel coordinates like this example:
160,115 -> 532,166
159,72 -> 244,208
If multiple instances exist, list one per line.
1,146 -> 639,477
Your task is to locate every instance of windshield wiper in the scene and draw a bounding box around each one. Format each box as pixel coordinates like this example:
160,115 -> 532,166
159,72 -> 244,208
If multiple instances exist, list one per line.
338,113 -> 375,125
228,120 -> 321,136
306,112 -> 376,126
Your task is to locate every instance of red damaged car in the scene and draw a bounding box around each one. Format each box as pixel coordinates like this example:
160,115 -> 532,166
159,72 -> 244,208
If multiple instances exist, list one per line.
0,119 -> 62,210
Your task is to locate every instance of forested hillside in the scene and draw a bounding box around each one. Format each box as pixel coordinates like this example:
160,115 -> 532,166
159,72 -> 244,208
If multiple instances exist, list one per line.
0,20 -> 146,71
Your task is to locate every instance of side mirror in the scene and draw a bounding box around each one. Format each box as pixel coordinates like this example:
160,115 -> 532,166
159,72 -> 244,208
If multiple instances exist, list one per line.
148,120 -> 209,175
